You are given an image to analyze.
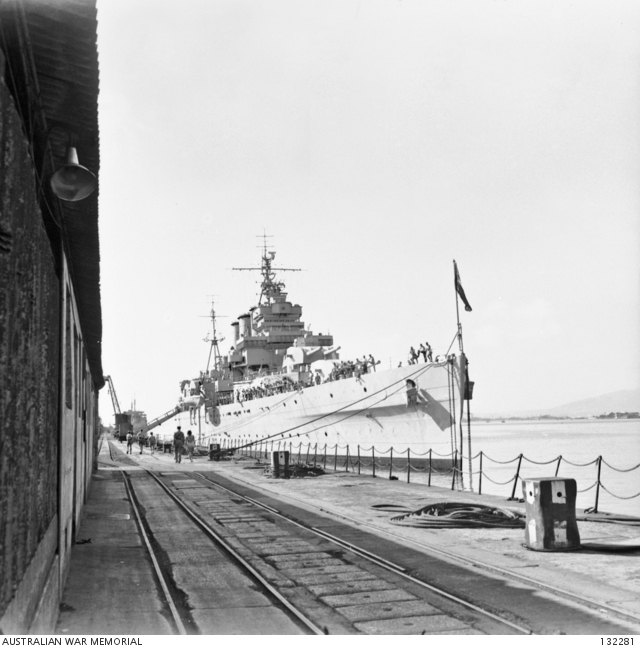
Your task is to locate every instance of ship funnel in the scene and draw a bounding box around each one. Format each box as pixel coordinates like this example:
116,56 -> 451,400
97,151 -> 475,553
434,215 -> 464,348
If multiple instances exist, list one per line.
231,321 -> 239,343
238,314 -> 250,338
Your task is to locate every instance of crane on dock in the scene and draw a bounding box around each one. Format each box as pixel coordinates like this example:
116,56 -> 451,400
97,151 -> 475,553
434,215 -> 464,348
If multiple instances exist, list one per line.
105,374 -> 181,446
104,375 -> 131,441
105,375 -> 121,418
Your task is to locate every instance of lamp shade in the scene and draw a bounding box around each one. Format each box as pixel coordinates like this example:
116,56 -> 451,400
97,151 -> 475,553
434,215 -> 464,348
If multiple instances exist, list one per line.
50,147 -> 97,201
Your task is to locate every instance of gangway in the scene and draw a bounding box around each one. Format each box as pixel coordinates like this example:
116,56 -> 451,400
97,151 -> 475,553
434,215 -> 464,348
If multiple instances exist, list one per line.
146,406 -> 182,433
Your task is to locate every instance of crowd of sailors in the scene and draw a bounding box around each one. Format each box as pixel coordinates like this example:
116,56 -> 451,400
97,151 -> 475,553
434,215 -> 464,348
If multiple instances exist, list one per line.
215,354 -> 381,404
406,342 -> 433,365
234,377 -> 307,403
325,355 -> 379,381
209,344 -> 442,407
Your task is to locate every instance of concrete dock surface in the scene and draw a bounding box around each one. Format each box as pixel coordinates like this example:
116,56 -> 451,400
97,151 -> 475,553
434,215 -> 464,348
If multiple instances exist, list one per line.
56,439 -> 640,635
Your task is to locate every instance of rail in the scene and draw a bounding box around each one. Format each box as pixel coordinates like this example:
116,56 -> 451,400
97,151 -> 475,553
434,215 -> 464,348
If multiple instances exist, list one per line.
224,438 -> 640,513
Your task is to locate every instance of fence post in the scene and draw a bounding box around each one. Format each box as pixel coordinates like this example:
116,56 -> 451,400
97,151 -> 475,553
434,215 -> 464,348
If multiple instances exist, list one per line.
305,443 -> 310,464
357,445 -> 361,475
346,445 -> 350,472
297,443 -> 301,464
407,449 -> 410,484
478,451 -> 483,495
593,455 -> 602,513
451,449 -> 458,490
372,447 -> 376,478
389,448 -> 393,479
555,455 -> 562,477
334,445 -> 338,472
314,443 -> 317,468
428,449 -> 432,487
323,443 -> 327,471
510,454 -> 523,500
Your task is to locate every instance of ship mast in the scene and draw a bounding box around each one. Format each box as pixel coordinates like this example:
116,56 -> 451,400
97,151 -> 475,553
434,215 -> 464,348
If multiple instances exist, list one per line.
233,235 -> 301,305
203,300 -> 225,374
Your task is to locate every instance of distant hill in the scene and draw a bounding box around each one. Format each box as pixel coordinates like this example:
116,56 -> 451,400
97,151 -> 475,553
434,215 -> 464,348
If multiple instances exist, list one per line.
541,389 -> 640,418
481,389 -> 640,419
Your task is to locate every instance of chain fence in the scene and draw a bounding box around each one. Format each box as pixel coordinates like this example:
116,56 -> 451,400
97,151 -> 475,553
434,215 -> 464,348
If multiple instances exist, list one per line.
223,437 -> 640,513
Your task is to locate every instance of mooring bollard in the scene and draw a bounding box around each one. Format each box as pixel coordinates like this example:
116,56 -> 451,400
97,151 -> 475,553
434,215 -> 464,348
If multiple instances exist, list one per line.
271,450 -> 290,479
208,443 -> 220,462
522,477 -> 581,551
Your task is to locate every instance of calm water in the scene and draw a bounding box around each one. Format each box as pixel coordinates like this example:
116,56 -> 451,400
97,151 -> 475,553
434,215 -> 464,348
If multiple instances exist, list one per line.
468,419 -> 640,517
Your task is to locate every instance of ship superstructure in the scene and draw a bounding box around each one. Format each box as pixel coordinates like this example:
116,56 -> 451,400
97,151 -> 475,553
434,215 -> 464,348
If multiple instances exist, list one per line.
226,248 -> 340,383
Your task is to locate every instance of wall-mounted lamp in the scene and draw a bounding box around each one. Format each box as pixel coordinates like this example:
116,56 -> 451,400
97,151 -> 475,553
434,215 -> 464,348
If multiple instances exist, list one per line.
50,146 -> 97,202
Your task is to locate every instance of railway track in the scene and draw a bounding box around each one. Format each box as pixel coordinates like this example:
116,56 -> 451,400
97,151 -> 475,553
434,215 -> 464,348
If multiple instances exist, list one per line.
108,442 -> 638,635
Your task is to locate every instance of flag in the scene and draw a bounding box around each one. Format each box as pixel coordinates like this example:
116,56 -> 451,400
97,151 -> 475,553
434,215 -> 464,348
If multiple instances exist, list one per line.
454,261 -> 472,312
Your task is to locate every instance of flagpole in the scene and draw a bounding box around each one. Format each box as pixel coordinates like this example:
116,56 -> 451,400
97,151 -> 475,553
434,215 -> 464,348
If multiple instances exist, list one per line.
454,259 -> 474,493
453,259 -> 464,354
453,260 -> 464,489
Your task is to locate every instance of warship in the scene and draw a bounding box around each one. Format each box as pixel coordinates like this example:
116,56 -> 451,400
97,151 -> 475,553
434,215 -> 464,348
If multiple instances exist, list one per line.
151,246 -> 472,470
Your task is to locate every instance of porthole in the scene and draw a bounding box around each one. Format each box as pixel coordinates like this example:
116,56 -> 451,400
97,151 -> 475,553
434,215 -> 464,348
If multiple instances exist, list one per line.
294,400 -> 297,404
330,394 -> 333,398
363,387 -> 367,392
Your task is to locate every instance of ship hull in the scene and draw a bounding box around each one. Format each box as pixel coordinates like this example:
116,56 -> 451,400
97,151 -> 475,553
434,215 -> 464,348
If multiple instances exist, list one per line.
164,355 -> 468,466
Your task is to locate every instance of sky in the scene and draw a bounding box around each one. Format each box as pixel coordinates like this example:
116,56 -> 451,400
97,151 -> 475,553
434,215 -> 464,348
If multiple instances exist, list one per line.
96,0 -> 640,422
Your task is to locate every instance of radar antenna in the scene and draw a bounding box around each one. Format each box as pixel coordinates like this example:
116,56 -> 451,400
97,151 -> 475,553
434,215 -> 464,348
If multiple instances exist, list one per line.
233,234 -> 301,305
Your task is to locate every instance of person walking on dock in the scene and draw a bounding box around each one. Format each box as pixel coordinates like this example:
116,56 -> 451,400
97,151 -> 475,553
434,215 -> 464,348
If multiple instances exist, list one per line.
185,430 -> 196,462
126,431 -> 134,454
173,426 -> 185,463
148,432 -> 157,455
137,429 -> 146,454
